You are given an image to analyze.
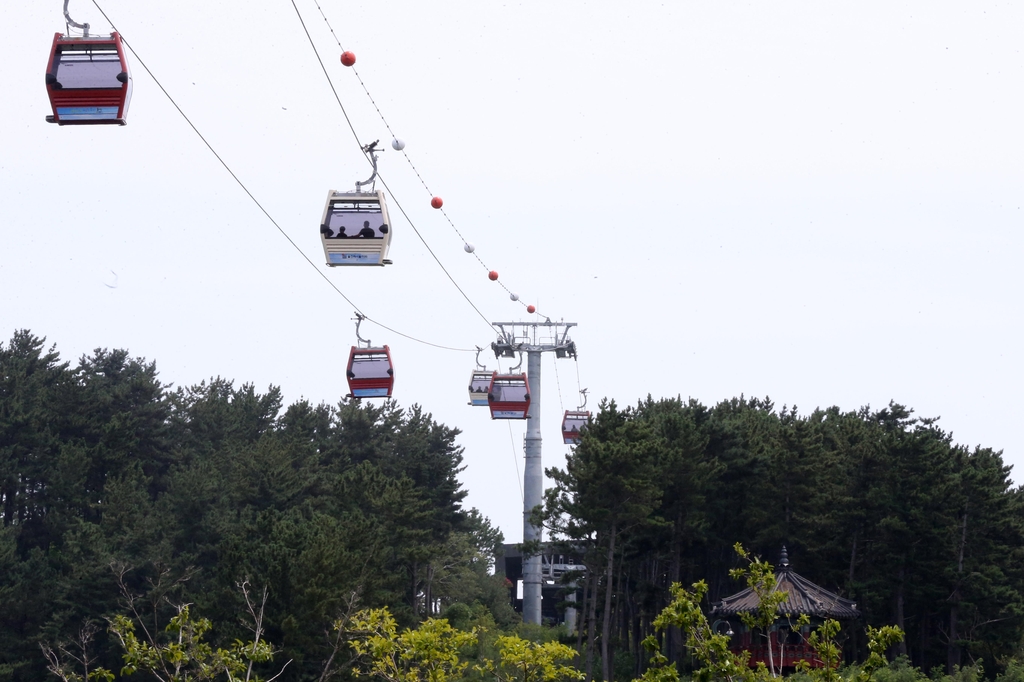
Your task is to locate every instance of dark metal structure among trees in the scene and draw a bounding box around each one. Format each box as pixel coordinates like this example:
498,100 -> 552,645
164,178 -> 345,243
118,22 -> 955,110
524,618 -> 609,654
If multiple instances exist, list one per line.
489,320 -> 578,625
499,543 -> 585,627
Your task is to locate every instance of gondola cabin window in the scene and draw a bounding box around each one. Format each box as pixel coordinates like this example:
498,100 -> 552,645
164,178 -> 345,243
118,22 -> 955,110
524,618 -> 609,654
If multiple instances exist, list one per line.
492,381 -> 528,402
561,411 -> 590,444
53,47 -> 123,89
487,373 -> 530,420
322,200 -> 388,239
346,346 -> 394,398
350,355 -> 390,379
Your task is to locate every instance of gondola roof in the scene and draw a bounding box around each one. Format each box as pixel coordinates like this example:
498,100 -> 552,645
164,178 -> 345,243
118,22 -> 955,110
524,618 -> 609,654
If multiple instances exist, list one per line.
711,547 -> 860,620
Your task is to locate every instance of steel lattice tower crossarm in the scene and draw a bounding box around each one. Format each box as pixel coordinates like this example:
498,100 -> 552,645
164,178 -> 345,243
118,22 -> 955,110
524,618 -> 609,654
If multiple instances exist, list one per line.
491,320 -> 577,625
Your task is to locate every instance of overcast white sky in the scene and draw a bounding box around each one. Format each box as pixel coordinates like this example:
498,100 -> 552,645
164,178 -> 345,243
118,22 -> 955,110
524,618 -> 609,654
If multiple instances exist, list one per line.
2,1 -> 1022,542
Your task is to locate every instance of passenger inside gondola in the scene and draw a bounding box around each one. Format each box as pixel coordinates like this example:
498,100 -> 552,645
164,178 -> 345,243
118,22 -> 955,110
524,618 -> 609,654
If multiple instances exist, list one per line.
565,416 -> 588,430
325,209 -> 389,238
324,211 -> 350,238
562,412 -> 590,442
468,373 -> 491,405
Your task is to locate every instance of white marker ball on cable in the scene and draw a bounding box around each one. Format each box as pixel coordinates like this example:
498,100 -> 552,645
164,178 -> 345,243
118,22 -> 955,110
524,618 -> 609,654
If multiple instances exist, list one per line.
463,243 -> 475,253
391,138 -> 406,151
510,293 -> 519,301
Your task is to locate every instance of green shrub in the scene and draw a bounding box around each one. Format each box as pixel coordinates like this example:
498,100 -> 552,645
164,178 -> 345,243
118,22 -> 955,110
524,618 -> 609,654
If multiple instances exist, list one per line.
871,656 -> 930,682
997,659 -> 1024,682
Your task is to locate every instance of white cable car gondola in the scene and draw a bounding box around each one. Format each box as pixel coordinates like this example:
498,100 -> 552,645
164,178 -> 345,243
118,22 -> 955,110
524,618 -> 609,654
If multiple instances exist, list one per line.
321,141 -> 393,266
488,371 -> 530,420
468,347 -> 491,406
45,3 -> 132,125
468,371 -> 491,406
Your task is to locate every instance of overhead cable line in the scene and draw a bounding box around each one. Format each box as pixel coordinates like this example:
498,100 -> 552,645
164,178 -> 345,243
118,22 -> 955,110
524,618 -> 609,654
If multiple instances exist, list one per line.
506,421 -> 524,503
88,0 -> 475,353
287,0 -> 497,334
552,354 -> 566,419
575,358 -> 586,406
305,0 -> 548,317
573,358 -> 591,426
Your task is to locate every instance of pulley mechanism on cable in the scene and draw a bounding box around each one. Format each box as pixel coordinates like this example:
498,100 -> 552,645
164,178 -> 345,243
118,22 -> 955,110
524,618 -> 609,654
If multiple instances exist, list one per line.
320,141 -> 393,266
346,313 -> 394,398
45,0 -> 133,125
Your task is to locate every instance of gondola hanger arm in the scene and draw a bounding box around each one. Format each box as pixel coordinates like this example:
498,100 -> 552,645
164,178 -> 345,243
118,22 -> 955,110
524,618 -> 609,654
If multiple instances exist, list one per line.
355,140 -> 381,192
64,0 -> 90,36
353,312 -> 372,348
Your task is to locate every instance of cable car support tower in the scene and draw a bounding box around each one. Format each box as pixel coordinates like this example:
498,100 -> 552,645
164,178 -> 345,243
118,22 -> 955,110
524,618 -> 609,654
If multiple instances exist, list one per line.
491,319 -> 578,625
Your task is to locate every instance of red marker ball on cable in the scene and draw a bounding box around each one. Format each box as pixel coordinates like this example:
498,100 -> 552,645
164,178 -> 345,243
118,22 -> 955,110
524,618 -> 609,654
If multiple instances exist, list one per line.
431,196 -> 443,209
488,270 -> 499,281
340,51 -> 356,66
527,305 -> 536,314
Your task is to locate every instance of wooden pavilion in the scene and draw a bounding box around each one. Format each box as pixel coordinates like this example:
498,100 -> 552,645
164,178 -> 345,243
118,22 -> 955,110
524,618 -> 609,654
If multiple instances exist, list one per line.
710,547 -> 860,672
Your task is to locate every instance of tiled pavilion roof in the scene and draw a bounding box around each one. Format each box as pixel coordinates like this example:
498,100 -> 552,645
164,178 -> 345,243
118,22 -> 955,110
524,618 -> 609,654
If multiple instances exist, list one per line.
711,547 -> 860,620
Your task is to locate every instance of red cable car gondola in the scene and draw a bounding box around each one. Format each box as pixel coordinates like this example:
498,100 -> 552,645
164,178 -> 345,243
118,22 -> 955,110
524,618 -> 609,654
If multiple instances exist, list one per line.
562,411 -> 590,444
346,345 -> 394,398
45,32 -> 132,125
487,372 -> 530,420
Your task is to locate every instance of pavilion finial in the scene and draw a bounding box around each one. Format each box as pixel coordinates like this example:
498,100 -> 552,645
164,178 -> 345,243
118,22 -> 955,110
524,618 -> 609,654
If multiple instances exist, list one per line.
779,546 -> 790,568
